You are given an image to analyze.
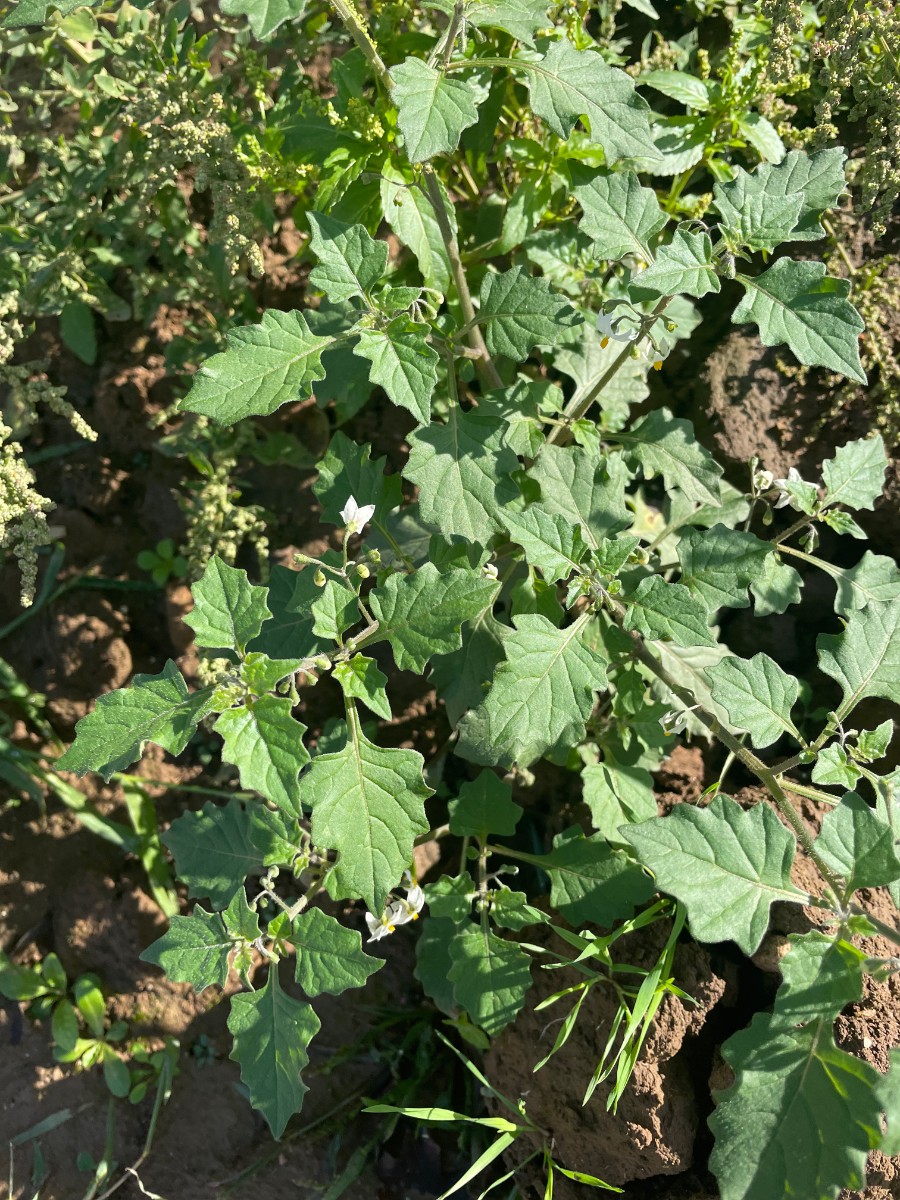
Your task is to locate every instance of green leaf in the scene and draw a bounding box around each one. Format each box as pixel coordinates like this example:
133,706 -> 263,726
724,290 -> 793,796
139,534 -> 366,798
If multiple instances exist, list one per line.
640,69 -> 710,110
713,170 -> 804,253
310,580 -> 359,642
574,171 -> 667,261
370,562 -> 500,673
457,613 -> 608,768
622,794 -> 807,954
713,148 -> 847,244
380,163 -> 452,294
247,565 -> 330,660
228,968 -> 321,1138
818,551 -> 900,616
448,927 -> 532,1035
425,871 -> 476,921
431,608 -> 510,726
415,918 -> 458,1014
478,266 -> 581,360
390,58 -> 481,162
811,744 -> 861,789
524,39 -> 658,165
634,228 -> 720,298
856,719 -> 893,762
529,445 -> 631,548
429,0 -> 548,44
817,603 -> 900,717
179,310 -> 331,424
733,260 -> 866,383
404,407 -> 520,543
616,408 -> 722,507
184,556 -> 270,653
749,552 -> 803,616
241,653 -> 302,697
815,792 -> 900,896
676,525 -> 771,612
2,0 -> 97,27
737,112 -> 785,163
218,0 -> 307,37
488,888 -> 549,930
709,1014 -> 880,1200
354,319 -> 438,424
771,931 -> 865,1026
307,212 -> 388,304
541,828 -> 654,926
503,507 -> 590,582
313,432 -> 404,533
333,655 -> 392,720
162,799 -> 295,908
291,908 -> 384,997
448,771 -> 523,840
140,907 -> 233,992
704,654 -> 801,749
878,1051 -> 900,1155
306,706 -> 432,910
821,434 -> 887,512
582,761 -> 656,844
56,662 -> 211,782
215,697 -> 309,816
223,886 -> 262,944
623,576 -> 715,648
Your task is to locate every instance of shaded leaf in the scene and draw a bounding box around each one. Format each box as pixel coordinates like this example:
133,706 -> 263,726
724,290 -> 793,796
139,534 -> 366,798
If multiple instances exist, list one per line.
228,968 -> 320,1138
457,614 -> 608,768
448,926 -> 532,1035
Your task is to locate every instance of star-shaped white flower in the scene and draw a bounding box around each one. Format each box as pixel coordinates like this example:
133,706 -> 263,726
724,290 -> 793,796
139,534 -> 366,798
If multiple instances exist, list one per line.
340,495 -> 376,534
364,882 -> 425,942
596,310 -> 639,349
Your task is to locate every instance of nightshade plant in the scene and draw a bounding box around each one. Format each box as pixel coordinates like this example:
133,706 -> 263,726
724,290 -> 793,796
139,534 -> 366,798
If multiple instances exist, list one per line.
51,1 -> 900,1197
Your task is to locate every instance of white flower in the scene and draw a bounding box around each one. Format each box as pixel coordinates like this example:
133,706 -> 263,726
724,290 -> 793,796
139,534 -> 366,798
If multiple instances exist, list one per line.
753,469 -> 775,493
340,495 -> 376,534
364,883 -> 425,942
596,310 -> 638,349
646,337 -> 671,371
773,466 -> 813,509
365,900 -> 405,942
659,706 -> 696,736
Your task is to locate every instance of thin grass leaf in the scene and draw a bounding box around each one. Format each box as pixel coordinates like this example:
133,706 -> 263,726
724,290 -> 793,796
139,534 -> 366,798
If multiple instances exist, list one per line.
437,1132 -> 519,1200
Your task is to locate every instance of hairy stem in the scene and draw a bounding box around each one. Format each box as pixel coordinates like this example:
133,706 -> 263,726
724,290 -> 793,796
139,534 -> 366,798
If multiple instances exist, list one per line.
609,602 -> 847,904
422,167 -> 503,390
547,296 -> 672,447
327,0 -> 393,91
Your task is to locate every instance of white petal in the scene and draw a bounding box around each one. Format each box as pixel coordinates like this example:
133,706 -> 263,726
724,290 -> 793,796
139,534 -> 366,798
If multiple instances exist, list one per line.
340,495 -> 360,525
365,912 -> 381,937
405,885 -> 425,913
355,503 -> 376,528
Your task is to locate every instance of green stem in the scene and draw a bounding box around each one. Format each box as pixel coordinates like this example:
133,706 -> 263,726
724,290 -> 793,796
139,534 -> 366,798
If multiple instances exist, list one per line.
546,296 -> 672,447
607,601 -> 847,905
326,0 -> 393,91
422,166 -> 503,390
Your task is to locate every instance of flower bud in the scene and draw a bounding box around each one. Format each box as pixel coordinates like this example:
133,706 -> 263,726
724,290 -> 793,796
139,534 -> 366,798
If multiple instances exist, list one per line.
355,563 -> 370,579
314,569 -> 326,587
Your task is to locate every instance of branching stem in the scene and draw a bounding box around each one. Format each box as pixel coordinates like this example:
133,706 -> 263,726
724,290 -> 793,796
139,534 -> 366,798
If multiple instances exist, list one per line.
546,297 -> 672,447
